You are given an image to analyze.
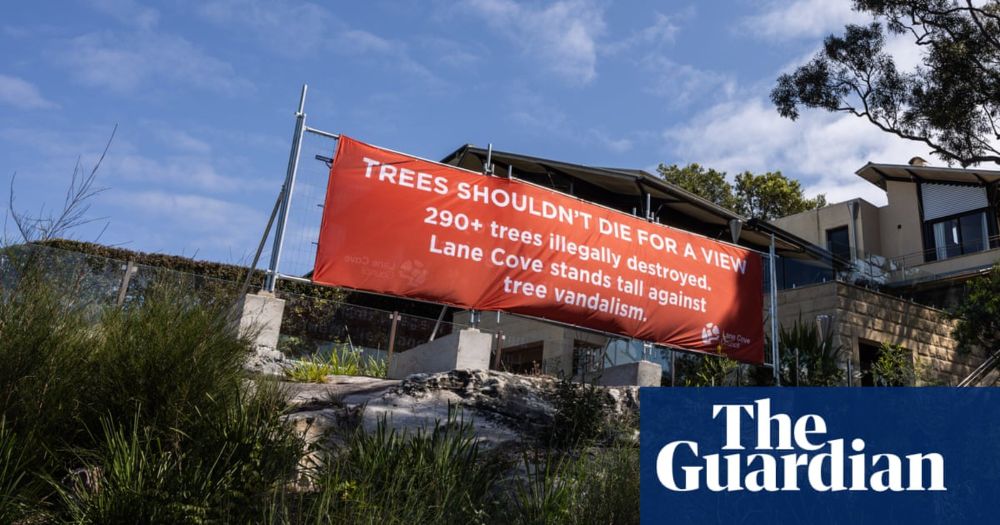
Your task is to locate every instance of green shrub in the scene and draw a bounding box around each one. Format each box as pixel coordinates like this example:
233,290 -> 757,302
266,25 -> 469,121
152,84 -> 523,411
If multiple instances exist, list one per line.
59,387 -> 301,524
545,380 -> 615,449
0,418 -> 34,523
676,353 -> 741,386
779,317 -> 844,386
505,446 -> 639,525
299,414 -> 504,524
286,347 -> 388,382
0,258 -> 302,522
872,343 -> 915,386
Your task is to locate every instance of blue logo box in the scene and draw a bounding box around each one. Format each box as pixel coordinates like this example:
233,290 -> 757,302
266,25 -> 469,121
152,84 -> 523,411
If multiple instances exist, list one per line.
640,388 -> 1000,524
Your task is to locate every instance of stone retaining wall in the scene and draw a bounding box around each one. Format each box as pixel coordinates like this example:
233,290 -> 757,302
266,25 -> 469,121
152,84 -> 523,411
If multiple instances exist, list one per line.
776,282 -> 996,385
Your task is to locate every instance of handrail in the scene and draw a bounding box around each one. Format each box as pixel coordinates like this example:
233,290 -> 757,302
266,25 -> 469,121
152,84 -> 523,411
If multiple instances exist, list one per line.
958,349 -> 1000,387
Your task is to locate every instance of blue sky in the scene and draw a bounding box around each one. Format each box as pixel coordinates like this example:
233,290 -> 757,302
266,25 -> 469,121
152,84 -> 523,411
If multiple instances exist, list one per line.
0,0 -> 930,273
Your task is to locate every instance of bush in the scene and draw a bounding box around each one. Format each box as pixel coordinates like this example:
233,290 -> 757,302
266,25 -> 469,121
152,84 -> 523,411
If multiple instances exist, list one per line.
545,380 -> 615,449
505,446 -> 639,525
295,414 -> 505,524
0,255 -> 302,522
872,343 -> 915,387
675,353 -> 741,386
0,418 -> 34,523
286,347 -> 388,382
779,317 -> 844,386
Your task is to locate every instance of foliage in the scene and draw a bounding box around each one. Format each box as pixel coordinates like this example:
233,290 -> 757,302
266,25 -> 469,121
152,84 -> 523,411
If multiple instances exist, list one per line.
505,447 -> 639,525
545,379 -> 616,449
657,163 -> 740,211
676,353 -> 742,386
296,415 -> 505,525
951,262 -> 1000,353
286,347 -> 388,382
779,317 -> 845,386
0,255 -> 302,522
7,126 -> 113,244
0,419 -> 34,524
733,170 -> 827,220
772,0 -> 1000,167
657,164 -> 826,219
872,342 -> 916,386
37,238 -> 346,301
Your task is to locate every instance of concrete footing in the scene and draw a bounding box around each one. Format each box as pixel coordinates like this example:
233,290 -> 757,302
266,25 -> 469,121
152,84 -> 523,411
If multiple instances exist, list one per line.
233,291 -> 286,350
233,292 -> 289,376
598,360 -> 663,387
387,328 -> 493,380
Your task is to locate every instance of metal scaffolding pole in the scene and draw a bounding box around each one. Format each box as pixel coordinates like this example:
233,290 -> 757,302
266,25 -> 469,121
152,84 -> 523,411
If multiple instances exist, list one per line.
770,233 -> 780,386
264,84 -> 308,292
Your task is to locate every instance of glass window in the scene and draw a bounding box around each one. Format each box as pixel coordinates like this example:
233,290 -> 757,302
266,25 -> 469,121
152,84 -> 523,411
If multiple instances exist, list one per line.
927,210 -> 990,261
826,226 -> 851,261
959,212 -> 988,253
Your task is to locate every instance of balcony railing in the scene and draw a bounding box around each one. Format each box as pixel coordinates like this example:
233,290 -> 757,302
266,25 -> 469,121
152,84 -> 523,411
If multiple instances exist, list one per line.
838,234 -> 1000,287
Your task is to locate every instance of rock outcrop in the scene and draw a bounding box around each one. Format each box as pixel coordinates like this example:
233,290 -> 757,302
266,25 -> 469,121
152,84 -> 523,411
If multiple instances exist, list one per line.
281,369 -> 639,452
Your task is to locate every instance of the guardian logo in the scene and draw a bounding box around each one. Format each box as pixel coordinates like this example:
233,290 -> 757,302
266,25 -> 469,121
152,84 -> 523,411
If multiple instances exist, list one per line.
656,398 -> 946,493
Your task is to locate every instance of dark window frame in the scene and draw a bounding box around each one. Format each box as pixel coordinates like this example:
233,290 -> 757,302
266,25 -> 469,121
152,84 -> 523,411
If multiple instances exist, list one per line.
825,226 -> 851,262
922,207 -> 995,262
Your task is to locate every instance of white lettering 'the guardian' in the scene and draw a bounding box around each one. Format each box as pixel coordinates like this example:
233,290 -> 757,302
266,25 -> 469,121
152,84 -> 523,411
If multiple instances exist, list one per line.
656,399 -> 945,493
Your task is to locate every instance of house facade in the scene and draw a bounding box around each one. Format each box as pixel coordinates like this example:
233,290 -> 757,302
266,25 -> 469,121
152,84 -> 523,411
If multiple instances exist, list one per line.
772,157 -> 1000,386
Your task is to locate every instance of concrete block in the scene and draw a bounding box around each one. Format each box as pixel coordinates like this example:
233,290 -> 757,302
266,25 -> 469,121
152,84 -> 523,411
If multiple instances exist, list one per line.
234,292 -> 285,351
598,360 -> 663,387
388,328 -> 492,380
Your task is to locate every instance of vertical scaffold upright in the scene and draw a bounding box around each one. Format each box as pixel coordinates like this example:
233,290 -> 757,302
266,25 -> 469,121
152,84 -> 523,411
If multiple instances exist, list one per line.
264,85 -> 309,293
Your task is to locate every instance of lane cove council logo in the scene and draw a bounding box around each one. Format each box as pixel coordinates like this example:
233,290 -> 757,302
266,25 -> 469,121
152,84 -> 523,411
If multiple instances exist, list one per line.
701,323 -> 721,346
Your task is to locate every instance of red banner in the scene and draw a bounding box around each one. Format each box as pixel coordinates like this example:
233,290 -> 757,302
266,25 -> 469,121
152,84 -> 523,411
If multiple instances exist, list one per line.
313,136 -> 764,363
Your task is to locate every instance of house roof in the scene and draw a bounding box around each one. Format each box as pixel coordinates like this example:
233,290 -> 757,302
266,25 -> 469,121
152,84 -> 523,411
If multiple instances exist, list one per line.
440,144 -> 848,266
856,162 -> 1000,190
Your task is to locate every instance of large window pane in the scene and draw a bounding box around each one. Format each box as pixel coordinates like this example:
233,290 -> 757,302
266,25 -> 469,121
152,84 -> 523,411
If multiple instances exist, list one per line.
959,212 -> 988,253
928,210 -> 991,261
826,226 -> 851,261
932,219 -> 961,260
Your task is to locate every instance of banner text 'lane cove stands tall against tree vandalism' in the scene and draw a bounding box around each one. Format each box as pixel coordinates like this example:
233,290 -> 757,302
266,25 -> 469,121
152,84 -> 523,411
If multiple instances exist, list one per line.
312,136 -> 764,363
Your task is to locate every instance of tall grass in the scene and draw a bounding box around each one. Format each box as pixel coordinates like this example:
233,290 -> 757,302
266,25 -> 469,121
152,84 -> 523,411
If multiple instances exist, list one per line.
0,418 -> 33,523
0,253 -> 302,523
292,415 -> 505,524
505,446 -> 640,525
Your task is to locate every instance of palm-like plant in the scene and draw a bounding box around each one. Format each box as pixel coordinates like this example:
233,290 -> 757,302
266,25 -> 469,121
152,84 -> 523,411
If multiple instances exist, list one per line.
779,316 -> 845,386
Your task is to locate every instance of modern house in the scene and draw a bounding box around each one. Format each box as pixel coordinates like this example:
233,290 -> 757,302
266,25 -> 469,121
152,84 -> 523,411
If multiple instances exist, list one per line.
772,157 -> 1000,386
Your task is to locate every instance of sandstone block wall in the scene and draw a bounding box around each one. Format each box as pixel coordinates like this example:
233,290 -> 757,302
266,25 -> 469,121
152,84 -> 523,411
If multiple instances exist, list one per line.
776,282 -> 996,385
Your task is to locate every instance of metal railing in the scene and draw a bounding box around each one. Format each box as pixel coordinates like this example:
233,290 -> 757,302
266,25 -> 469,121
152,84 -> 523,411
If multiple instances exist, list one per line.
837,234 -> 1000,287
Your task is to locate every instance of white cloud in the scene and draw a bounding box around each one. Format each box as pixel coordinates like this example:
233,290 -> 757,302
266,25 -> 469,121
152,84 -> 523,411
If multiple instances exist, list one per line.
588,130 -> 633,153
459,0 -> 606,84
883,32 -> 924,71
664,97 -> 932,205
105,153 -> 270,193
741,0 -> 867,41
333,29 -> 446,89
105,189 -> 264,252
84,0 -> 160,30
418,37 -> 483,68
641,57 -> 736,108
56,31 -> 253,95
0,75 -> 58,110
151,128 -> 212,154
196,0 -> 333,56
604,12 -> 679,55
504,86 -> 634,154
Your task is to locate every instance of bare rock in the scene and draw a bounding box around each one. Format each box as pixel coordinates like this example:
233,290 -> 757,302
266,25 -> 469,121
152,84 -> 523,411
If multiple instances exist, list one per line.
279,369 -> 640,453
